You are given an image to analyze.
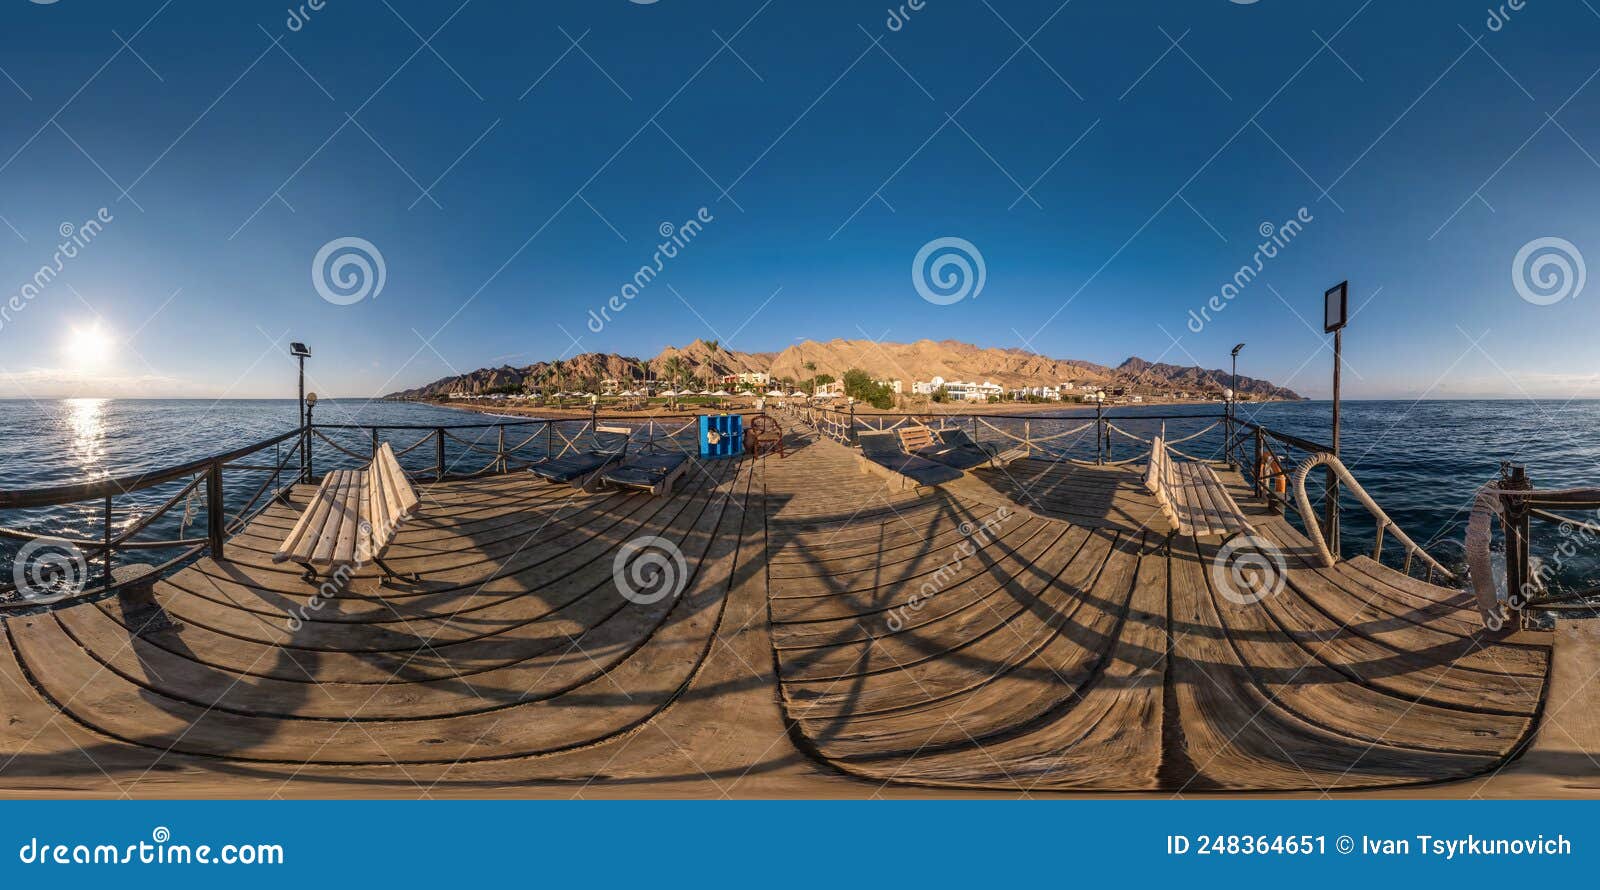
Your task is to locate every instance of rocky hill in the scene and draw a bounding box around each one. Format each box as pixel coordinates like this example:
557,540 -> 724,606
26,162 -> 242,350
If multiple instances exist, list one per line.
384,338 -> 1302,400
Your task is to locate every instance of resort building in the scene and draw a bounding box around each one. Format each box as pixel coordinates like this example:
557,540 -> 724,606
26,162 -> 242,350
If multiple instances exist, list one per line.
719,371 -> 771,388
912,376 -> 1003,401
1009,385 -> 1062,401
814,380 -> 845,397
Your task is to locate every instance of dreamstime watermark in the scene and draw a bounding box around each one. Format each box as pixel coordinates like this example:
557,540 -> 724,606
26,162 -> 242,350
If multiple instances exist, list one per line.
586,207 -> 714,333
885,507 -> 1011,631
613,535 -> 689,605
913,236 -> 986,305
286,0 -> 329,32
0,208 -> 114,336
312,236 -> 386,305
9,537 -> 88,603
1209,535 -> 1287,605
886,0 -> 928,31
1512,236 -> 1584,306
18,826 -> 284,866
1506,511 -> 1599,609
1185,207 -> 1313,333
1487,0 -> 1529,32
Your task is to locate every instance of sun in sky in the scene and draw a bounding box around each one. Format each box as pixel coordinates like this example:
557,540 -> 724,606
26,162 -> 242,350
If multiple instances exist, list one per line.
61,323 -> 116,368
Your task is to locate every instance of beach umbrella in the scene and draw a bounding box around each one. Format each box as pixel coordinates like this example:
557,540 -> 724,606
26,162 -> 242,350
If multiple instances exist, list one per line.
790,391 -> 806,397
765,389 -> 784,396
699,389 -> 714,395
713,389 -> 731,396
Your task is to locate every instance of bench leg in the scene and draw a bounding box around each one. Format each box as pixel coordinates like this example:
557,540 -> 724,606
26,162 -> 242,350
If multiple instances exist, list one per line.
374,557 -> 420,586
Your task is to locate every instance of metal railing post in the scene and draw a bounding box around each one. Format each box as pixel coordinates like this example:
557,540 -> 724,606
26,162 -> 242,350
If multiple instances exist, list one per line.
206,459 -> 225,560
103,495 -> 113,586
304,406 -> 315,483
1323,469 -> 1340,558
435,427 -> 446,481
371,427 -> 380,458
1501,464 -> 1532,606
1252,427 -> 1264,500
497,425 -> 507,473
1095,402 -> 1104,465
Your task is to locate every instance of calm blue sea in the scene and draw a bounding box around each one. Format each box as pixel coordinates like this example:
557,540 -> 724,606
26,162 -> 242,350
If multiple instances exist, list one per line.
0,398 -> 1594,597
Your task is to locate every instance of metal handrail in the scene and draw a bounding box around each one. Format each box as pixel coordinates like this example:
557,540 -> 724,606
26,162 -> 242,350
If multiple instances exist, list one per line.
1289,451 -> 1455,585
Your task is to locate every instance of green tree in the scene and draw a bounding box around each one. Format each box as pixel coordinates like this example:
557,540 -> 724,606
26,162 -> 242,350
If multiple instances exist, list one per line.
842,368 -> 894,410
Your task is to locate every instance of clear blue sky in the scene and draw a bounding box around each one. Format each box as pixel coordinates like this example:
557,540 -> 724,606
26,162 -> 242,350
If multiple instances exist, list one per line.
1,0 -> 1597,399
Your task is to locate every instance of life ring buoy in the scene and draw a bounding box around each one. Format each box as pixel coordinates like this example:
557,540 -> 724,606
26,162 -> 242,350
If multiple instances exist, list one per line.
1257,451 -> 1288,495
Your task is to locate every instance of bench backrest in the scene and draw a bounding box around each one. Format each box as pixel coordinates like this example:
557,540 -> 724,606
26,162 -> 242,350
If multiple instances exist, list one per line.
1144,435 -> 1171,498
362,442 -> 419,560
593,424 -> 633,455
897,424 -> 938,453
936,427 -> 977,449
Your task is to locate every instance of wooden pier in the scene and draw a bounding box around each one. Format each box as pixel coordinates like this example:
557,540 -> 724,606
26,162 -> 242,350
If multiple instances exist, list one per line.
0,415 -> 1588,798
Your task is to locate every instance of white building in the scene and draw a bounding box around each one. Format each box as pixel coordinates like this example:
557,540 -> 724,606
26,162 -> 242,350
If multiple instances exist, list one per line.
913,376 -> 1002,401
1008,385 -> 1062,401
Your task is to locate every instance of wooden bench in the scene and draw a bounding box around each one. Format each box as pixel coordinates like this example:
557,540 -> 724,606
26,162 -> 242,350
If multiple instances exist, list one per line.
273,442 -> 420,583
1143,435 -> 1251,540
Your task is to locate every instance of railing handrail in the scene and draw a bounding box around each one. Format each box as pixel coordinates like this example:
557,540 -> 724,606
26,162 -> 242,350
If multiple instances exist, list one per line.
0,427 -> 304,508
1289,451 -> 1455,584
1233,418 -> 1334,456
308,410 -> 747,431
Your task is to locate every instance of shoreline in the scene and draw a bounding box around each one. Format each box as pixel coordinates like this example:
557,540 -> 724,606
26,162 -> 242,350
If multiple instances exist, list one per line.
410,395 -> 1282,420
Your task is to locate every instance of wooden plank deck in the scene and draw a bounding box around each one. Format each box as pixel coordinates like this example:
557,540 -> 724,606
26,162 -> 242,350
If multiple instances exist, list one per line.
0,416 -> 1579,797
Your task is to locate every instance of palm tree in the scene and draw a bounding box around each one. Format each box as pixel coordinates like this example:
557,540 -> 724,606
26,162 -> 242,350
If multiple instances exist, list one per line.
662,356 -> 686,390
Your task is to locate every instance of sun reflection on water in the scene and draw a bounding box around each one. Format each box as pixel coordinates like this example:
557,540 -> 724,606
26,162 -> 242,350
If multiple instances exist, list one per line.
64,397 -> 109,479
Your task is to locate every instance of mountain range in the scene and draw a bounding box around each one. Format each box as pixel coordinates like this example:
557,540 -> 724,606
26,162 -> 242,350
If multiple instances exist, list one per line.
383,338 -> 1304,401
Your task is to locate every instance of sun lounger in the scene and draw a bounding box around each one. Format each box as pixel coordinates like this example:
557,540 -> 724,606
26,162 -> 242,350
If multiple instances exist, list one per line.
600,451 -> 690,497
933,427 -> 1028,468
893,424 -> 1025,471
531,425 -> 630,486
857,430 -> 963,489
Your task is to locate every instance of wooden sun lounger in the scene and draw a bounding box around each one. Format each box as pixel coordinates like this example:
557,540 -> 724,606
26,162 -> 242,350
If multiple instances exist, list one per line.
530,424 -> 630,486
600,451 -> 690,497
857,430 -> 963,489
1143,434 -> 1251,540
273,442 -> 419,584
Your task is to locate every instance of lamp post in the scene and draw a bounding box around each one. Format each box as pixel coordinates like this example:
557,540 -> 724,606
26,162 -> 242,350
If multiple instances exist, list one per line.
1093,390 -> 1106,464
303,392 -> 318,483
1229,343 -> 1245,467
